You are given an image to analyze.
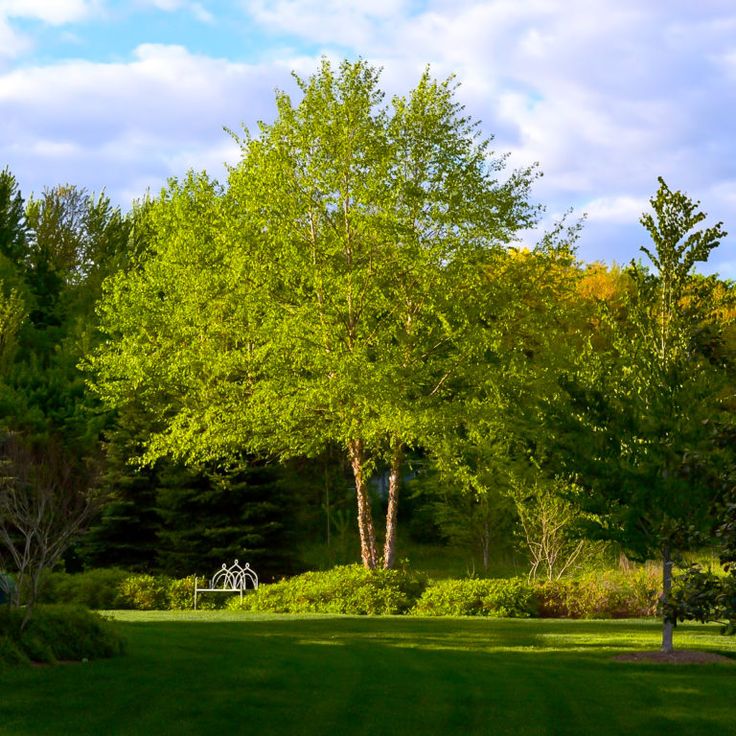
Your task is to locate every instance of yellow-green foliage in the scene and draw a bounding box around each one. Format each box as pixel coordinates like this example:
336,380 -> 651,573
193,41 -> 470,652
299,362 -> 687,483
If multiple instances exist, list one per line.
411,578 -> 537,617
227,565 -> 427,615
536,567 -> 660,619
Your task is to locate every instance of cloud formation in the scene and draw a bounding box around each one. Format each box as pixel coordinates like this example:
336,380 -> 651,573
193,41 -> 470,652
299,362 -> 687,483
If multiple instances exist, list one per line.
0,0 -> 96,25
0,0 -> 734,273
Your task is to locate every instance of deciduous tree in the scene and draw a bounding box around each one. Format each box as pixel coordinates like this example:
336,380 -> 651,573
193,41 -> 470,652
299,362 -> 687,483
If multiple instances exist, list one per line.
89,59 -> 539,569
560,178 -> 731,652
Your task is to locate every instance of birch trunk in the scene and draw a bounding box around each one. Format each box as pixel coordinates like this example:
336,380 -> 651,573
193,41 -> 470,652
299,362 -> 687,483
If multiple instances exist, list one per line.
383,443 -> 402,569
348,439 -> 377,569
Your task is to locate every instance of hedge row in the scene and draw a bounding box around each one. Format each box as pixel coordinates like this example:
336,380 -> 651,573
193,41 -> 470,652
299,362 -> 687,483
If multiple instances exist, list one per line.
39,569 -> 204,610
37,565 -> 662,618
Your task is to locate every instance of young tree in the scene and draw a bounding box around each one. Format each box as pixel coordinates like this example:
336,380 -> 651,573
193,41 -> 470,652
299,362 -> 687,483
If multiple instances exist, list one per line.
0,433 -> 103,624
89,59 -> 539,569
560,178 -> 730,652
510,476 -> 587,581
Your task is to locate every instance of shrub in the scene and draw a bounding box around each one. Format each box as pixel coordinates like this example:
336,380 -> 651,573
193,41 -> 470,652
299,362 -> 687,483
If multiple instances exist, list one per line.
118,574 -> 171,610
167,575 -> 199,610
411,578 -> 537,617
39,568 -> 130,609
667,565 -> 736,634
0,605 -> 125,666
0,635 -> 29,666
536,567 -> 660,619
228,565 -> 427,615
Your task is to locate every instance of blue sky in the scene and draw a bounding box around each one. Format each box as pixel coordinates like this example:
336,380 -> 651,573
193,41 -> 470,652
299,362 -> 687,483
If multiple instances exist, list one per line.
1,0 -> 734,275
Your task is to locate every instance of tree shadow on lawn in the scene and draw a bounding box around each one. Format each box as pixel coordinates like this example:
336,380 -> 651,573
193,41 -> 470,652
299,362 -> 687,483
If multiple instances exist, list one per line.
129,614 -> 733,652
2,616 -> 734,736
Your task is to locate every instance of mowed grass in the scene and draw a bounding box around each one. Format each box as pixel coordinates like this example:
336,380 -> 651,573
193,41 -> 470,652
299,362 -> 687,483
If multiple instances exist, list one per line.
1,613 -> 735,736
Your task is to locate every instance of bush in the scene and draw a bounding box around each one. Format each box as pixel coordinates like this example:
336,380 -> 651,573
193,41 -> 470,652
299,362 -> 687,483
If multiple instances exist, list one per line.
168,575 -> 199,609
29,563 -> 666,618
0,635 -> 29,666
536,567 -> 660,619
0,605 -> 125,666
411,578 -> 537,617
118,574 -> 172,610
667,565 -> 736,634
228,565 -> 427,615
39,568 -> 130,609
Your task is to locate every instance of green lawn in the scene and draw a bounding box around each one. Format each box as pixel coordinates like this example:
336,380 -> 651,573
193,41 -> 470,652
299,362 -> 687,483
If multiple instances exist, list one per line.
1,613 -> 734,735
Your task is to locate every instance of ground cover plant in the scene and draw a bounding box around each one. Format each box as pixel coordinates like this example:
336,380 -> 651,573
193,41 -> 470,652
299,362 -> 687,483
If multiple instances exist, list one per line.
0,613 -> 734,735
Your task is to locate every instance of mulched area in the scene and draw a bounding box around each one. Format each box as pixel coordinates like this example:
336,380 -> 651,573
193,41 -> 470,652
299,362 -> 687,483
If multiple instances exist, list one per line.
613,650 -> 735,665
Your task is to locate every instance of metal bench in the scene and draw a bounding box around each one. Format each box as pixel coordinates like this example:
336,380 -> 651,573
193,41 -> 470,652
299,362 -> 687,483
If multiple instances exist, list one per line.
194,560 -> 259,610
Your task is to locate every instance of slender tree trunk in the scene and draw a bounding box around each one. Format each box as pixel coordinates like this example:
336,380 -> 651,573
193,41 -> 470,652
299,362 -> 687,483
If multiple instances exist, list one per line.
383,442 -> 403,569
661,544 -> 674,653
324,464 -> 331,547
481,521 -> 490,573
347,439 -> 377,569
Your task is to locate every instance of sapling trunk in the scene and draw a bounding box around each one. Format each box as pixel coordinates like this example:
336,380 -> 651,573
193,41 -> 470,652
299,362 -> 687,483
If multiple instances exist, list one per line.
383,443 -> 402,569
661,544 -> 674,653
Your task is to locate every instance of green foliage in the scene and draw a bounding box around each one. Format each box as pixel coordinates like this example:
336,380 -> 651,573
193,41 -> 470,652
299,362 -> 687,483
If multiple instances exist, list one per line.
510,476 -> 588,580
167,575 -> 200,610
117,574 -> 172,610
565,180 -> 731,559
411,577 -> 537,617
536,567 -> 660,619
410,462 -> 516,574
88,58 -> 540,569
667,566 -> 736,634
0,167 -> 27,266
0,634 -> 29,666
227,564 -> 427,615
37,569 -> 232,611
155,459 -> 301,579
0,604 -> 125,666
40,568 -> 129,609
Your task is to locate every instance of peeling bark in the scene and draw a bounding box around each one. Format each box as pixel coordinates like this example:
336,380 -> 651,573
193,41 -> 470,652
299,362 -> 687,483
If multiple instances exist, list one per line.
383,442 -> 403,569
348,438 -> 377,569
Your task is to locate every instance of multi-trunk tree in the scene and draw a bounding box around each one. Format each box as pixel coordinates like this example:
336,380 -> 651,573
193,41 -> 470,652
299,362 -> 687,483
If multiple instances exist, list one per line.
89,59 -> 539,569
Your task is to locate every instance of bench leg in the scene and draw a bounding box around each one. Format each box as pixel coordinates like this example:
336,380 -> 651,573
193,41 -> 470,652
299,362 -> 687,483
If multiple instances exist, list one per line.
194,577 -> 198,610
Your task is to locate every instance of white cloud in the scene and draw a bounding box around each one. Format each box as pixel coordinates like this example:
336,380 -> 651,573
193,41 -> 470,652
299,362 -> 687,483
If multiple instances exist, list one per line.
245,0 -> 413,48
584,196 -> 649,225
190,3 -> 213,23
0,0 -> 97,25
135,0 -> 214,22
1,0 -> 734,272
0,15 -> 30,58
146,0 -> 182,10
0,44 -> 302,205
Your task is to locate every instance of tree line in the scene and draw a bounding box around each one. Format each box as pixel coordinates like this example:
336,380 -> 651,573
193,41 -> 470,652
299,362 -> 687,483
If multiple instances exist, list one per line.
1,59 -> 734,651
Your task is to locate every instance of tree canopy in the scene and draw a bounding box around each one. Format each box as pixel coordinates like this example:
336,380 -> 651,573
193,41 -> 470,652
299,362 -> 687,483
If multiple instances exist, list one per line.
89,59 -> 541,569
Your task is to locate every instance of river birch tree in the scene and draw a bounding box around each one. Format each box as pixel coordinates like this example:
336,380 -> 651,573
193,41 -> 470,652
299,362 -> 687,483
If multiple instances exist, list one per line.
89,59 -> 539,568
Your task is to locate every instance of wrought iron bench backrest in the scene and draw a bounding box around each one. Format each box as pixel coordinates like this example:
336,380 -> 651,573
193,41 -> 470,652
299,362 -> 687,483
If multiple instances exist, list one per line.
209,559 -> 258,590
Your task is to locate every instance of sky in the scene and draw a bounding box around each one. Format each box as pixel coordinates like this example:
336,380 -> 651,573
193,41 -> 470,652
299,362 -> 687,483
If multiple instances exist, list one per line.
1,0 -> 735,275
